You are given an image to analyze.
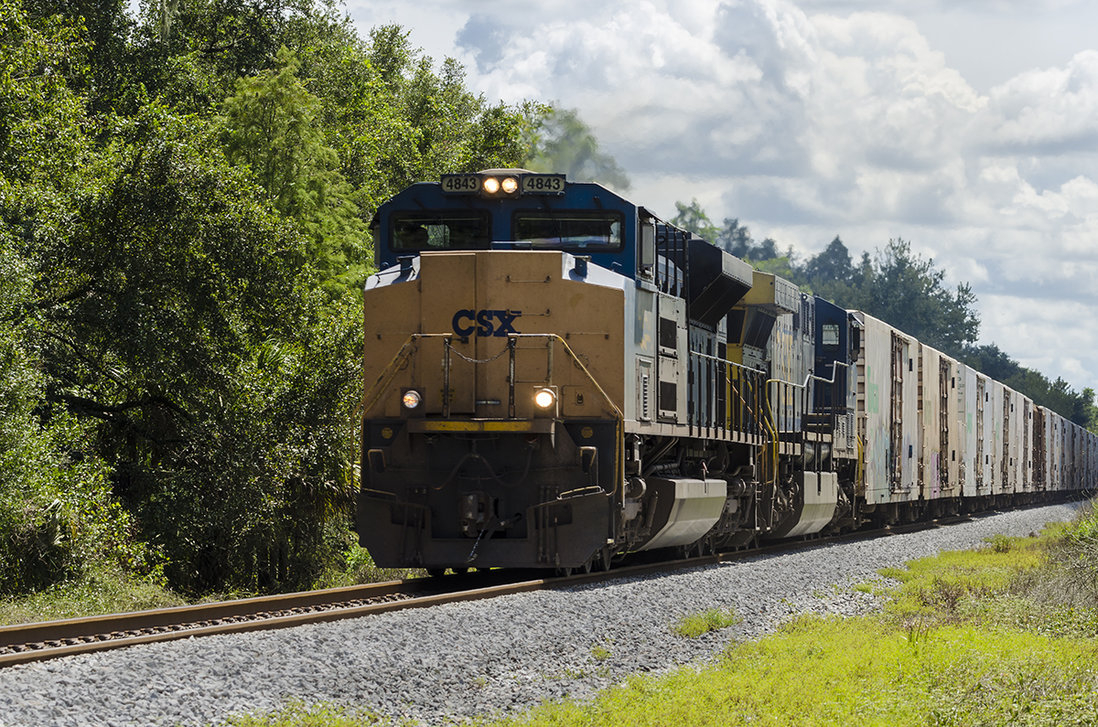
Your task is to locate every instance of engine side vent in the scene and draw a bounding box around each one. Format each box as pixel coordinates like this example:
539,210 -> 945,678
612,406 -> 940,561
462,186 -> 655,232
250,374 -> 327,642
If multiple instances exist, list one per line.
658,317 -> 677,354
659,381 -> 677,419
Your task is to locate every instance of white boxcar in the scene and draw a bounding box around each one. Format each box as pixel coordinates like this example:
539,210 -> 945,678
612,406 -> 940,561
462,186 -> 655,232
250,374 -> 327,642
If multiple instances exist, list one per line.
1050,413 -> 1065,491
941,354 -> 963,497
1071,421 -> 1080,489
918,343 -> 942,499
971,371 -> 995,495
917,344 -> 962,500
988,378 -> 1005,495
959,363 -> 978,498
854,312 -> 920,504
1016,391 -> 1030,494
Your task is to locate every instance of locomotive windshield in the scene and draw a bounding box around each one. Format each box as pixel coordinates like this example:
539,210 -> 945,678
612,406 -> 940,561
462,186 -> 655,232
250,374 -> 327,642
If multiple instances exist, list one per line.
513,212 -> 623,251
374,173 -> 639,270
391,212 -> 491,251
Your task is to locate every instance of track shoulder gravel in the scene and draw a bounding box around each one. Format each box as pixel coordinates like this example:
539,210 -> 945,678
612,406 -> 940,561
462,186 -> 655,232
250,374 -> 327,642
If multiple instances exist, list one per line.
0,503 -> 1082,727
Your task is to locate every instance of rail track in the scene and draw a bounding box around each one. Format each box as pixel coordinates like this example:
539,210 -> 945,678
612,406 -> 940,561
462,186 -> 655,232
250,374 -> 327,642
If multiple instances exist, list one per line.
0,516 -> 974,669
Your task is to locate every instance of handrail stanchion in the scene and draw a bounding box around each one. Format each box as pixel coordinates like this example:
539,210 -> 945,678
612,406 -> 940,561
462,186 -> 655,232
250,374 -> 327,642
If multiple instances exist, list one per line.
508,336 -> 517,419
443,336 -> 452,418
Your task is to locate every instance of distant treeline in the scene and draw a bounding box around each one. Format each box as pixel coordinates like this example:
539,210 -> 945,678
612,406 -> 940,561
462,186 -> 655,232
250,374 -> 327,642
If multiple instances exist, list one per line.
670,200 -> 1098,431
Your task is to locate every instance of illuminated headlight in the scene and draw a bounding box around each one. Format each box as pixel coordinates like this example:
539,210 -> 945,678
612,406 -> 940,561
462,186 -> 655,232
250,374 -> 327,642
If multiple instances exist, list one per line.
534,388 -> 556,409
402,390 -> 422,409
500,176 -> 518,194
482,177 -> 501,194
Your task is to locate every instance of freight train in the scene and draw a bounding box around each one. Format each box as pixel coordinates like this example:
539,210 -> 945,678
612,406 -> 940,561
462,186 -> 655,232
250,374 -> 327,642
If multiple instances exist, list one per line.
358,170 -> 1097,575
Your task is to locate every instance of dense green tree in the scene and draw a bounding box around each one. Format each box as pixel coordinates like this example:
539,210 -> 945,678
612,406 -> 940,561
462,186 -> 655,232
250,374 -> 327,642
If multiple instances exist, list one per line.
32,106 -> 362,592
715,218 -> 752,257
22,0 -> 134,111
849,239 -> 980,354
1079,388 -> 1098,432
222,45 -> 366,293
1,0 -> 540,596
670,198 -> 720,241
297,24 -> 535,215
0,0 -> 160,593
524,106 -> 629,190
802,235 -> 854,301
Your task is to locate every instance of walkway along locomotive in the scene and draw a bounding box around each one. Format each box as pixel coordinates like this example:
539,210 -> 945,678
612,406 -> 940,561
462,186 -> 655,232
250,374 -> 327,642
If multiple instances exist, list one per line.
358,170 -> 1097,575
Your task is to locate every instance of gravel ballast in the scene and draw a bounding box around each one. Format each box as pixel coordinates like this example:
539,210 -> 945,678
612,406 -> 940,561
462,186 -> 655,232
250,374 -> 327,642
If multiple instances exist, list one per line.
0,502 -> 1085,727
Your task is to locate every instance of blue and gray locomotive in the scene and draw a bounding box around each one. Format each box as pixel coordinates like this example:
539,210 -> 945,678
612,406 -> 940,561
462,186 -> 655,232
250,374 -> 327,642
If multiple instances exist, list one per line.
358,170 -> 1096,574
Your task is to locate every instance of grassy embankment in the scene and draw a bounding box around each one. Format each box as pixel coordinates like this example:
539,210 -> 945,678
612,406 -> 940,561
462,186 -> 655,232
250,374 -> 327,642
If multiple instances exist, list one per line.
0,546 -> 420,625
225,502 -> 1098,727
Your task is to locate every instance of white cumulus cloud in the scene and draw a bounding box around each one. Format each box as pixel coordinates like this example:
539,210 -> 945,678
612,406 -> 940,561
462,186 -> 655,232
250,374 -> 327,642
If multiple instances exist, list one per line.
348,0 -> 1098,390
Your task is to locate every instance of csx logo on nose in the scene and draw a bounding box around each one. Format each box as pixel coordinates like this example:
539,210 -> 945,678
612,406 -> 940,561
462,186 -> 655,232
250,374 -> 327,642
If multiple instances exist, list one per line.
452,309 -> 522,337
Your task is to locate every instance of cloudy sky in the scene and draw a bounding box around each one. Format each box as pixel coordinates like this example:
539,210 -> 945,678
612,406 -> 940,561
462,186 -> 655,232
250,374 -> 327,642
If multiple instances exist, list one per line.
347,0 -> 1098,393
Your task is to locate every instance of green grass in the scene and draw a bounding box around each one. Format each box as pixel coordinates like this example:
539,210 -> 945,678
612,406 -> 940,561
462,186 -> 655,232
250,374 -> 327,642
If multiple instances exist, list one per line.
877,532 -> 1047,626
670,608 -> 742,638
311,546 -> 426,589
0,566 -> 185,625
489,617 -> 1098,727
224,702 -> 383,726
486,505 -> 1098,727
213,502 -> 1098,727
0,543 -> 422,626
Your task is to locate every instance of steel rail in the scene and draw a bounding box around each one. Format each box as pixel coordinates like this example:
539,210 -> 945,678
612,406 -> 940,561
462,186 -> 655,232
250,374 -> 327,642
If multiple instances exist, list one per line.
0,514 -> 980,669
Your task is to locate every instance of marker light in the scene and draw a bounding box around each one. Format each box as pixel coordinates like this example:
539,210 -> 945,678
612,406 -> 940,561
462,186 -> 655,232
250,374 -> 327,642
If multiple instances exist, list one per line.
500,176 -> 519,194
482,177 -> 501,194
402,390 -> 422,409
534,388 -> 556,409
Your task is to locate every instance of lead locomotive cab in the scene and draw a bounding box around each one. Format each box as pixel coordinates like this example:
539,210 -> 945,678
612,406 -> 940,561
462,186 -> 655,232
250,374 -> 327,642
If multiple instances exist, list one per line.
359,170 -> 638,574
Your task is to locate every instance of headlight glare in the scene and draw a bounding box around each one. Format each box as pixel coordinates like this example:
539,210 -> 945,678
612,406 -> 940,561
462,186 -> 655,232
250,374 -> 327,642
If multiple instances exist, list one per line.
402,390 -> 422,409
501,177 -> 518,194
482,177 -> 501,194
534,388 -> 556,409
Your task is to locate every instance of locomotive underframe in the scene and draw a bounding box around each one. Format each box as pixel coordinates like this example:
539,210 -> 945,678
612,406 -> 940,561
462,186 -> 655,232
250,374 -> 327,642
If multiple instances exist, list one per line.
360,418 -> 620,571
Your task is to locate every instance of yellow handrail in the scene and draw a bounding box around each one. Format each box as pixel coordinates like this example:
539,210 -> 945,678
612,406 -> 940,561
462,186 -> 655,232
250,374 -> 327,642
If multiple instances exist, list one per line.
360,335 -> 425,417
362,332 -> 625,422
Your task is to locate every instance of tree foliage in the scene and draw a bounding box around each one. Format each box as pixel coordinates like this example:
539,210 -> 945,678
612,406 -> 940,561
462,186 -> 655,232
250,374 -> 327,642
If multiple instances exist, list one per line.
222,45 -> 365,293
1,0 -> 536,596
845,239 -> 980,354
670,199 -> 719,242
524,106 -> 629,190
